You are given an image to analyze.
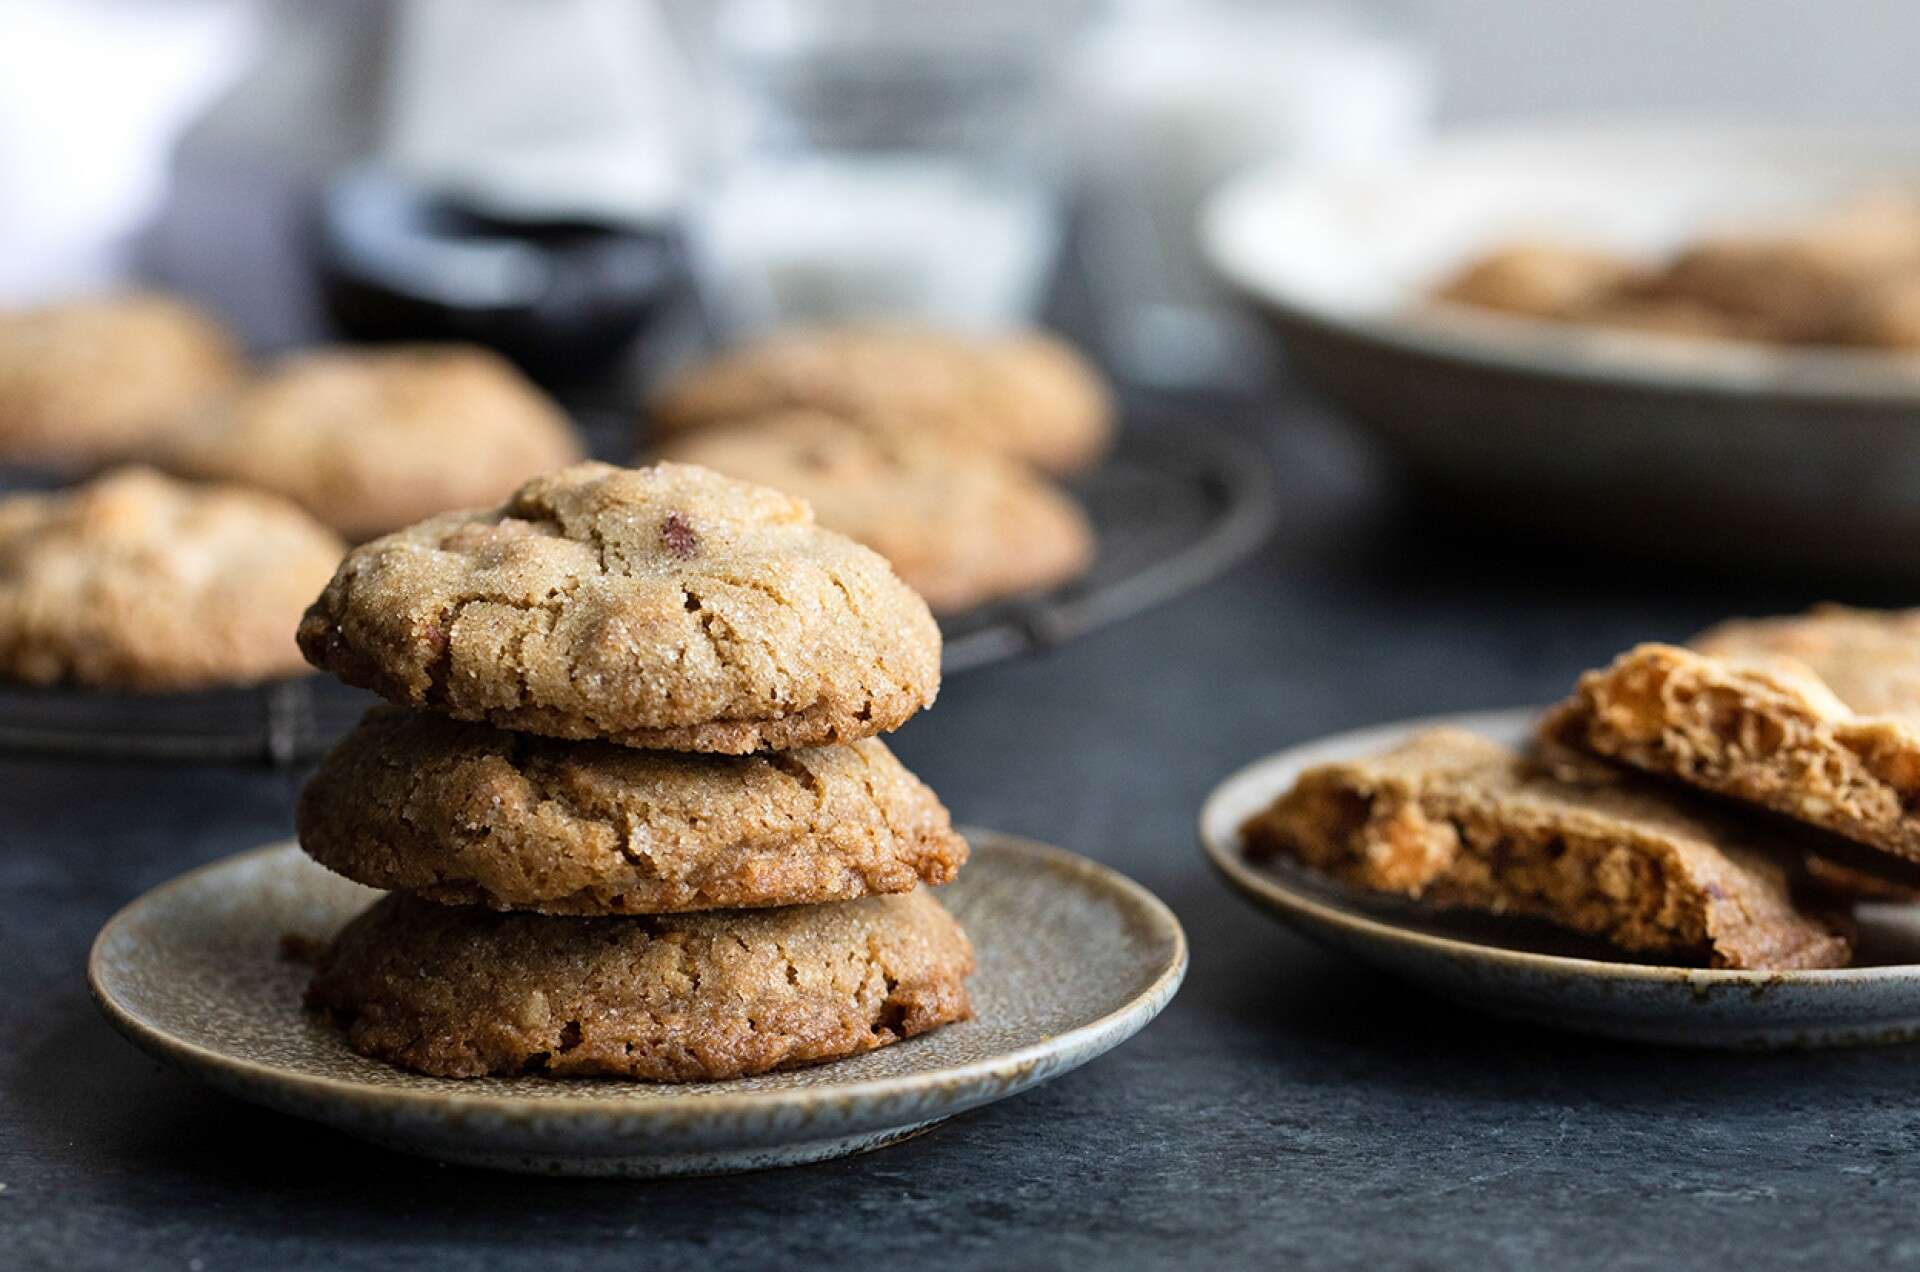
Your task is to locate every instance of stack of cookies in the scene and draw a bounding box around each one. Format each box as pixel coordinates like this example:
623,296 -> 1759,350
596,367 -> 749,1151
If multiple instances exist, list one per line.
1243,604 -> 1920,972
291,461 -> 976,1080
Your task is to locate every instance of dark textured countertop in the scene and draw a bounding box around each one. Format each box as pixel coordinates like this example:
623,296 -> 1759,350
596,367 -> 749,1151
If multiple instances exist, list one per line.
10,386 -> 1919,1270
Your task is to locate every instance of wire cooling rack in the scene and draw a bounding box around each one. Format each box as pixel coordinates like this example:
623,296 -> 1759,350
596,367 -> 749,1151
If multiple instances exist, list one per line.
0,415 -> 1273,765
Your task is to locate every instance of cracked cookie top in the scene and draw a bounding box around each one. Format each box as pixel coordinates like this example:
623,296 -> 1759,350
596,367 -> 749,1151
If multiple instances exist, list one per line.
647,324 -> 1113,475
152,344 -> 584,540
298,707 -> 967,913
307,886 -> 975,1080
0,467 -> 346,690
652,410 -> 1094,614
297,461 -> 941,752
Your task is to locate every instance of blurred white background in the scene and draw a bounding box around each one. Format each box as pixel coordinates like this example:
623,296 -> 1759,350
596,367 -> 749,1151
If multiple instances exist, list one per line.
1422,0 -> 1920,125
5,0 -> 1920,351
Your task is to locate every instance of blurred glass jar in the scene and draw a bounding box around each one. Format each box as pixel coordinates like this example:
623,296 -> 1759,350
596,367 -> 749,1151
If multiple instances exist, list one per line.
1066,0 -> 1434,388
674,0 -> 1090,335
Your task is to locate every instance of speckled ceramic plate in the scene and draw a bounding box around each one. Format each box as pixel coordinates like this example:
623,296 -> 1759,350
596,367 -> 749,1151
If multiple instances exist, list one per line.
1201,708 -> 1920,1049
90,830 -> 1185,1176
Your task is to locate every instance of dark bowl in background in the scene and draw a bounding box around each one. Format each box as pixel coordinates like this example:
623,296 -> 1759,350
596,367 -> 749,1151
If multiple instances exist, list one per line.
316,167 -> 688,385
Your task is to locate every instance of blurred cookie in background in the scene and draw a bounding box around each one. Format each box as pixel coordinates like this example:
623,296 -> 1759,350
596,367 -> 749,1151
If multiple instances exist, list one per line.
1434,189 -> 1920,350
152,344 -> 583,541
1664,189 -> 1920,344
653,410 -> 1094,614
1844,274 -> 1920,350
0,293 -> 244,470
0,466 -> 344,690
648,325 -> 1113,475
1432,243 -> 1643,320
1690,604 -> 1920,725
1661,240 -> 1888,346
1570,291 -> 1749,341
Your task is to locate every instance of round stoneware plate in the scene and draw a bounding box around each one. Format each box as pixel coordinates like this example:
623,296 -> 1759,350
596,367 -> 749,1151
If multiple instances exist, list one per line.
1201,124 -> 1920,576
1200,707 -> 1920,1050
90,830 -> 1186,1177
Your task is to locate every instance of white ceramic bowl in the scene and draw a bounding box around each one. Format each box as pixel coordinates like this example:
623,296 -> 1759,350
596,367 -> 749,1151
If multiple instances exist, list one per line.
1201,124 -> 1920,574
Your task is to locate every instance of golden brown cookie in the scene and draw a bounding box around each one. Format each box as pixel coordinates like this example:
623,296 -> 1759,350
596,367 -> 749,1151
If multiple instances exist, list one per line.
648,325 -> 1112,474
0,466 -> 345,689
298,461 -> 941,753
153,344 -> 583,540
1242,727 -> 1850,969
298,707 -> 967,913
307,888 -> 975,1080
0,294 -> 243,469
1541,637 -> 1920,867
1432,244 -> 1644,319
1843,274 -> 1920,350
1569,292 -> 1747,341
1658,241 -> 1869,345
652,410 -> 1093,614
1656,194 -> 1920,346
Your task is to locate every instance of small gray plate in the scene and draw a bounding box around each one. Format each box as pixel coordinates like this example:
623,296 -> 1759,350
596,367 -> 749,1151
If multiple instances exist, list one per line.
1200,708 -> 1920,1049
90,830 -> 1186,1176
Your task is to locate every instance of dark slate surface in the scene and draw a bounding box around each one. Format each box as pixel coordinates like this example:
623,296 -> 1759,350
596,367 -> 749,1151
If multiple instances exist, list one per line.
8,394 -> 1918,1270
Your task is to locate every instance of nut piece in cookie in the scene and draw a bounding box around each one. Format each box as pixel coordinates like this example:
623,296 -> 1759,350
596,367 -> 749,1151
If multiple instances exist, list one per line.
0,467 -> 345,690
298,707 -> 968,913
648,325 -> 1112,474
297,461 -> 941,753
153,344 -> 583,540
0,294 -> 244,469
653,410 -> 1093,614
1241,727 -> 1850,969
1541,631 -> 1920,871
307,889 -> 974,1080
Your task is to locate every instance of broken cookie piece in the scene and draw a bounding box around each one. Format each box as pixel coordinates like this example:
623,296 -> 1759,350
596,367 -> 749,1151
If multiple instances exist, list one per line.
1240,727 -> 1850,969
1541,636 -> 1920,869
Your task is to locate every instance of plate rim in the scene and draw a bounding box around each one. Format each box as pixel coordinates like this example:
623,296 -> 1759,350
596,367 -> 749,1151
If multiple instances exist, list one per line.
1199,706 -> 1920,988
1200,119 -> 1920,404
89,828 -> 1189,1121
